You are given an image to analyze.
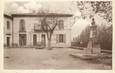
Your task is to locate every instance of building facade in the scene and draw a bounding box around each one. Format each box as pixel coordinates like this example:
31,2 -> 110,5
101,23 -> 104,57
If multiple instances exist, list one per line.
4,14 -> 13,47
4,13 -> 73,48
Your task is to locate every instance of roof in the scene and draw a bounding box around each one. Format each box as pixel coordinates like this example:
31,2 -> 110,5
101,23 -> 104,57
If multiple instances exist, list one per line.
12,13 -> 73,17
4,14 -> 13,20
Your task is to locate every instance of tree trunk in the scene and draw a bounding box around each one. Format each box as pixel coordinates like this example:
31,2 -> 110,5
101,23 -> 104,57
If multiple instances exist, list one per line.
46,32 -> 53,50
47,39 -> 52,50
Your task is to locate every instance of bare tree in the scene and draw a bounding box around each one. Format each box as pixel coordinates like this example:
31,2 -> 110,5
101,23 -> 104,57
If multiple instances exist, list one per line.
41,15 -> 58,50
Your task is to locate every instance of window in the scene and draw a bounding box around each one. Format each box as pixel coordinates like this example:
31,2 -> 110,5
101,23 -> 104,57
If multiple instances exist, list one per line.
6,37 -> 10,47
41,34 -> 46,46
19,19 -> 26,32
34,23 -> 41,31
56,34 -> 66,43
58,20 -> 64,30
7,21 -> 10,30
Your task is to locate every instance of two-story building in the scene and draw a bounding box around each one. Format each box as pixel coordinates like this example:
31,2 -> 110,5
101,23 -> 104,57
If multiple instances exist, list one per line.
4,13 -> 73,48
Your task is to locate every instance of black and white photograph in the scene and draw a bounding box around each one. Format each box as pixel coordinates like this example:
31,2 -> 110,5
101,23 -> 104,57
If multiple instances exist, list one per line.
3,0 -> 112,70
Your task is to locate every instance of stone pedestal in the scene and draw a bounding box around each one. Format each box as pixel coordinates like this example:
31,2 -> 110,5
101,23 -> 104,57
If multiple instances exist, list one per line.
71,18 -> 101,60
84,18 -> 101,55
84,46 -> 101,55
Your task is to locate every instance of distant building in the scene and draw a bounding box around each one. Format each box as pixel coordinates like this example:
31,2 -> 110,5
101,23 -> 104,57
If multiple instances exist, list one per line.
4,13 -> 73,48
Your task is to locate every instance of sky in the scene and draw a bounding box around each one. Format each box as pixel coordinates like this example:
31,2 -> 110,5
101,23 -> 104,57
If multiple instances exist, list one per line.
5,1 -> 79,14
4,1 -> 109,40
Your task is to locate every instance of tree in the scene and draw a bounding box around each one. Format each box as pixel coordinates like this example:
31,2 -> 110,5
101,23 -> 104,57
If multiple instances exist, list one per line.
97,24 -> 112,50
77,1 -> 112,23
79,25 -> 90,47
74,24 -> 112,50
91,1 -> 112,22
41,14 -> 58,50
71,25 -> 90,47
75,1 -> 112,50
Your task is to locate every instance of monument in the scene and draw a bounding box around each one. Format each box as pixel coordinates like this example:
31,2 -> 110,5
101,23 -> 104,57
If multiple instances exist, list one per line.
84,18 -> 101,55
70,18 -> 101,60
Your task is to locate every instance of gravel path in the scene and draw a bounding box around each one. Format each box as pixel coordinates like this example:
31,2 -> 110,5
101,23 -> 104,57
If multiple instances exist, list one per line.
4,48 -> 111,69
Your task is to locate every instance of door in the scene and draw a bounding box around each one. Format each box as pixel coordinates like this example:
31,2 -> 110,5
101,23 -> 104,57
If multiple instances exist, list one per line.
7,37 -> 10,47
19,34 -> 26,46
33,34 -> 37,46
41,34 -> 46,46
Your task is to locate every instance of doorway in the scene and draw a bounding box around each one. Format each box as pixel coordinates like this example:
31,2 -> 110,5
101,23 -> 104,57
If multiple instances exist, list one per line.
19,34 -> 26,47
41,34 -> 46,46
33,34 -> 37,46
6,37 -> 10,47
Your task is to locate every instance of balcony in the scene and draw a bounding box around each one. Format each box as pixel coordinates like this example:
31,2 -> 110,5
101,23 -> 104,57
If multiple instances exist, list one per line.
34,24 -> 43,32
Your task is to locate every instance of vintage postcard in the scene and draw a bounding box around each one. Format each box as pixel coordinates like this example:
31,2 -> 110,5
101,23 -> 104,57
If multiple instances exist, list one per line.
0,0 -> 114,73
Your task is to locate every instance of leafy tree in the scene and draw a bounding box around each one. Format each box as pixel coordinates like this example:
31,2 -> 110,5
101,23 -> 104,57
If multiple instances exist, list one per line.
74,24 -> 112,50
97,24 -> 112,50
79,25 -> 90,47
73,1 -> 112,50
77,1 -> 112,22
72,25 -> 90,47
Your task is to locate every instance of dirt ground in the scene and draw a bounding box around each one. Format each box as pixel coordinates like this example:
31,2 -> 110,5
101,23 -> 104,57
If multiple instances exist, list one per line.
4,48 -> 112,70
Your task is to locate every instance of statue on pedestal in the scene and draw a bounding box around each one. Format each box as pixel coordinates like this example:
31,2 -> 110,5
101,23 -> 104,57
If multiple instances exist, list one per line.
85,18 -> 101,54
71,18 -> 101,59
